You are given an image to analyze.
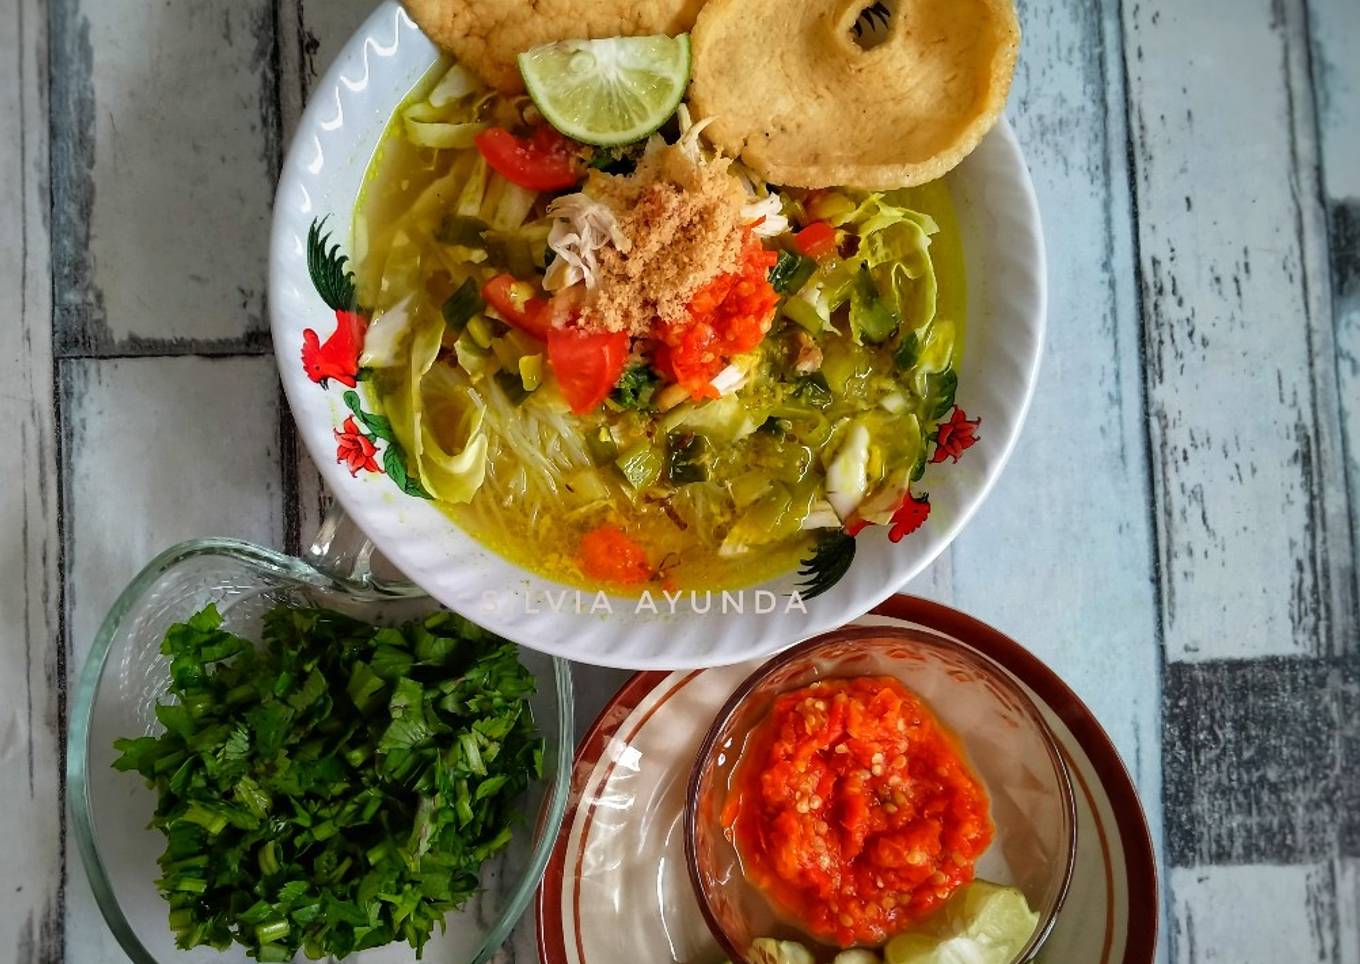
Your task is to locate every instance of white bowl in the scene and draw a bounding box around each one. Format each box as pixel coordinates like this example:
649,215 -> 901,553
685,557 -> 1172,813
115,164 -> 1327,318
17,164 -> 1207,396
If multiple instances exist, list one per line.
269,2 -> 1046,670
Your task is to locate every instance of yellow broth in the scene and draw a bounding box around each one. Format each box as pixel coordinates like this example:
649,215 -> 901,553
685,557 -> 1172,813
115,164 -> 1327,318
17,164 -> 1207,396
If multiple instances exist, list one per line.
352,62 -> 967,595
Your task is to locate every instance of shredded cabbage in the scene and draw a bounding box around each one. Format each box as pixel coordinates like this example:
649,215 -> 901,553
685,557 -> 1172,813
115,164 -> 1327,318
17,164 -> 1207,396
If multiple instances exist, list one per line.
784,195 -> 940,339
802,499 -> 841,530
720,484 -> 816,556
427,64 -> 477,108
856,467 -> 912,525
909,318 -> 957,398
709,363 -> 749,396
851,197 -> 939,332
385,316 -> 489,504
487,176 -> 537,231
399,101 -> 486,150
790,260 -> 857,331
419,420 -> 488,503
455,155 -> 490,218
826,420 -> 871,519
402,115 -> 485,151
399,64 -> 487,148
662,393 -> 761,444
377,229 -> 423,310
358,295 -> 415,368
407,165 -> 469,224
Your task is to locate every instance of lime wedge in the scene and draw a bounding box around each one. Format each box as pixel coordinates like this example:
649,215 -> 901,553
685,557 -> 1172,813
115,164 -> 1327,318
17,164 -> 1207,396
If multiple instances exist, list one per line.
518,35 -> 692,147
884,882 -> 1040,964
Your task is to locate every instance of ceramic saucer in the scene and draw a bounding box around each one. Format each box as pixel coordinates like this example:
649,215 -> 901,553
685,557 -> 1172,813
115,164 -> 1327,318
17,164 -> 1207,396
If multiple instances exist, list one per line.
536,595 -> 1157,964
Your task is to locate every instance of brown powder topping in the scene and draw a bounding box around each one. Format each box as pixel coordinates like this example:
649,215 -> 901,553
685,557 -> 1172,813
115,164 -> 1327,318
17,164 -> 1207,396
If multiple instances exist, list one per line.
575,145 -> 749,335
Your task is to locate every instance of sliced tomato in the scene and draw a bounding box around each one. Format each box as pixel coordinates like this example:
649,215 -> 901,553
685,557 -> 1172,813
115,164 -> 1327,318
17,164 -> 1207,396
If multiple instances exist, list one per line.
482,274 -> 550,339
794,221 -> 838,260
546,328 -> 629,414
474,125 -> 583,192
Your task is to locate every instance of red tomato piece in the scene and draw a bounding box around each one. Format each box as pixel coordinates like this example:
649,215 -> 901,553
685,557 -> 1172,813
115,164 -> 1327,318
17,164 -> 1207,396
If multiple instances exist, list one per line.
474,125 -> 583,192
794,221 -> 838,260
579,524 -> 652,585
481,274 -> 551,340
546,327 -> 629,414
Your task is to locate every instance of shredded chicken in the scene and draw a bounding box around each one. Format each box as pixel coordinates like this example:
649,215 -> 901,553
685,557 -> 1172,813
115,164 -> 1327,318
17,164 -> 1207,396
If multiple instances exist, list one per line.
543,193 -> 630,292
742,192 -> 790,237
676,114 -> 716,164
791,329 -> 824,373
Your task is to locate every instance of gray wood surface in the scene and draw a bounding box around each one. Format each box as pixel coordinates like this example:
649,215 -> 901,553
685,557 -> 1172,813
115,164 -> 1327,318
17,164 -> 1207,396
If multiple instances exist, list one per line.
2,0 -> 1357,961
2,1 -> 62,961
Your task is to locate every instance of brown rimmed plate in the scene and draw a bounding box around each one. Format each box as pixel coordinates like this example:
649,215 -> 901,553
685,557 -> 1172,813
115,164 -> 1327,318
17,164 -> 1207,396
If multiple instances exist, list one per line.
535,595 -> 1158,964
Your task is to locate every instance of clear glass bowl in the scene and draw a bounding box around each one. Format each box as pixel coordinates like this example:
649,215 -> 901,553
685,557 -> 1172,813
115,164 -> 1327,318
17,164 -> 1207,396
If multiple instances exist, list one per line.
686,625 -> 1076,963
67,510 -> 574,964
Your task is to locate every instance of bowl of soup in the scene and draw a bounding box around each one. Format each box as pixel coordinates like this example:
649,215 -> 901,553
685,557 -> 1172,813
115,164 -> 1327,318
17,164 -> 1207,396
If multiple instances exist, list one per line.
269,2 -> 1046,669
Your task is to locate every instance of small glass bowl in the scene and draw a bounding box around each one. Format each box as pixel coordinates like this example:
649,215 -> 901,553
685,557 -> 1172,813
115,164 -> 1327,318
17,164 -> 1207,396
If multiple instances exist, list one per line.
685,625 -> 1076,963
67,512 -> 574,964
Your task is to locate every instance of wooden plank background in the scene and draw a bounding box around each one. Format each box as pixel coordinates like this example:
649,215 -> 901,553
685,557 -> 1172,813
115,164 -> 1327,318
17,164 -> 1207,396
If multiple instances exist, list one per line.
1,0 -> 1356,961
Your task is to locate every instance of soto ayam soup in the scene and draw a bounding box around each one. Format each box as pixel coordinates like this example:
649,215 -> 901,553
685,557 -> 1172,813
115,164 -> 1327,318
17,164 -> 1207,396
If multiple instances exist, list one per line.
344,51 -> 968,594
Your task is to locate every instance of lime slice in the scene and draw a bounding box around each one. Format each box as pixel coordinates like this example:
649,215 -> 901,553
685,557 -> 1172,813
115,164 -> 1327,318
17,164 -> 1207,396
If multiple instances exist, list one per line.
518,35 -> 692,147
884,882 -> 1040,964
952,881 -> 1040,948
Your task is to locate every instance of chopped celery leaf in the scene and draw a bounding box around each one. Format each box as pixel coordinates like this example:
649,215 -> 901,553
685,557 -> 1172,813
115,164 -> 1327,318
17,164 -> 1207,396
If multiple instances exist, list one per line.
112,604 -> 542,961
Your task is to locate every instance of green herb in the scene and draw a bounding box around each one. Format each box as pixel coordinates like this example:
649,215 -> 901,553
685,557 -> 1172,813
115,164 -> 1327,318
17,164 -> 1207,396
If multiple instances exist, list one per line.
790,372 -> 833,410
781,295 -> 826,334
615,441 -> 664,489
665,432 -> 712,485
911,431 -> 929,482
610,364 -> 661,410
586,143 -> 643,174
494,369 -> 532,405
441,278 -> 483,330
849,264 -> 900,344
768,250 -> 815,296
586,426 -> 619,466
892,331 -> 919,371
795,530 -> 857,600
924,368 -> 959,420
759,416 -> 793,437
113,605 -> 542,961
466,313 -> 497,350
434,214 -> 488,248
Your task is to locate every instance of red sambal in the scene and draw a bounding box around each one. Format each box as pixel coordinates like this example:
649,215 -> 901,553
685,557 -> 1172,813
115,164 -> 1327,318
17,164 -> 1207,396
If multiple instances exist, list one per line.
652,235 -> 779,397
722,676 -> 993,947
